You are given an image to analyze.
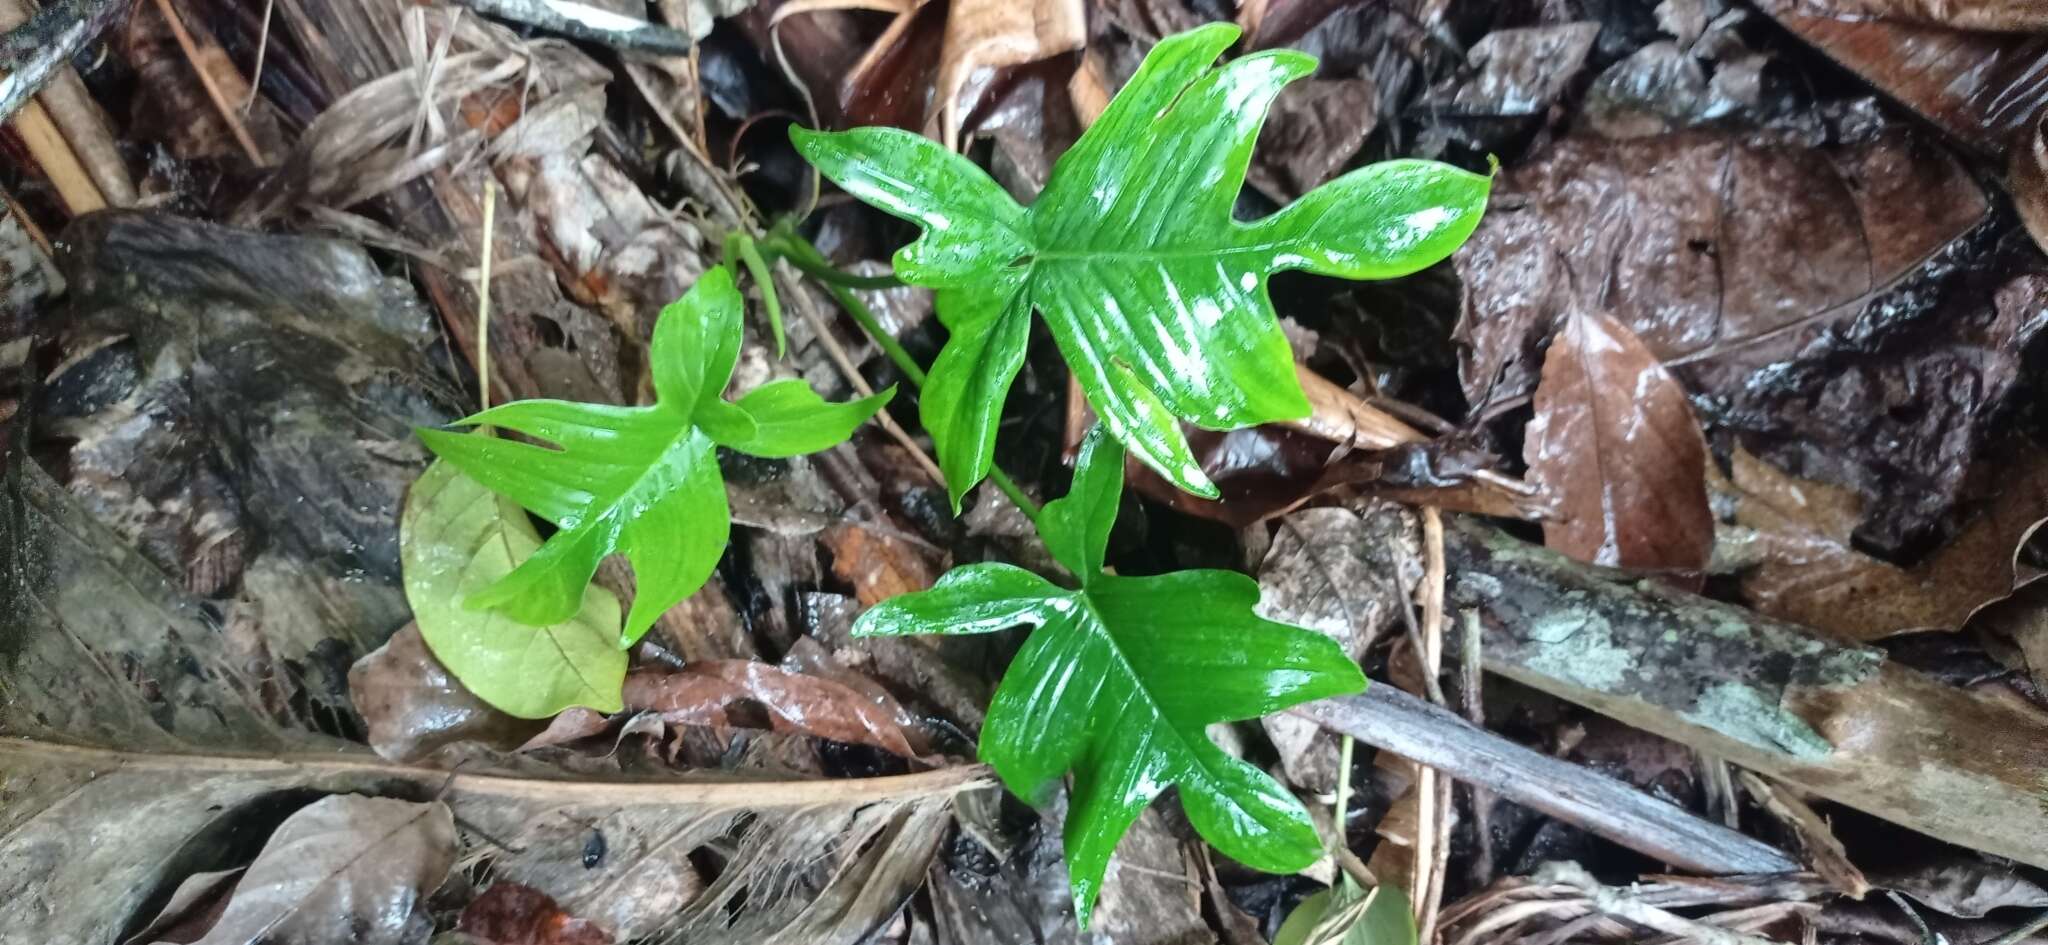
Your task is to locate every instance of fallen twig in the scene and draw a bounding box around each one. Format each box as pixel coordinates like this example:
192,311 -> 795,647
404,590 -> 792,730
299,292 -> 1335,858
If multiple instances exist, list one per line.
0,0 -> 125,124
1445,518 -> 2048,872
1296,684 -> 1799,875
454,0 -> 696,55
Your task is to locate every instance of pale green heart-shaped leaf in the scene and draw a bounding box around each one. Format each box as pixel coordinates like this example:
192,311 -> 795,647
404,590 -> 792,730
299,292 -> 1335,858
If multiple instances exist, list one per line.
853,425 -> 1367,925
401,457 -> 625,718
1274,882 -> 1417,945
794,22 -> 1491,501
417,265 -> 889,647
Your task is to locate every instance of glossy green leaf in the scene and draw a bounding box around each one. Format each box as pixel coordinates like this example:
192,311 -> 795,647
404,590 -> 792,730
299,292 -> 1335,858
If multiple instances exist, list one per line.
793,22 -> 1491,502
1274,882 -> 1417,945
852,425 -> 1367,925
400,457 -> 626,718
417,266 -> 891,647
722,380 -> 896,458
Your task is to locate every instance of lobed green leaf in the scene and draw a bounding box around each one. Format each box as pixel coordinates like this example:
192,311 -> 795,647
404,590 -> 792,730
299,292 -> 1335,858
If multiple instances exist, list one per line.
794,22 -> 1490,503
416,265 -> 890,647
851,425 -> 1367,924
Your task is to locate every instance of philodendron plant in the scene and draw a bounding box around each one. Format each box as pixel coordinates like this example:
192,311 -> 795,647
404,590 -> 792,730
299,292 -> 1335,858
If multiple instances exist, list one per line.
396,18 -> 1489,929
857,425 -> 1367,923
793,22 -> 1490,507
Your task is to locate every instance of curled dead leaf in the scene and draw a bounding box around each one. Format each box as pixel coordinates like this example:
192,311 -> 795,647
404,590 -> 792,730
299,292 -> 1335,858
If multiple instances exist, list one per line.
1720,445 -> 2048,641
622,661 -> 936,761
934,0 -> 1085,148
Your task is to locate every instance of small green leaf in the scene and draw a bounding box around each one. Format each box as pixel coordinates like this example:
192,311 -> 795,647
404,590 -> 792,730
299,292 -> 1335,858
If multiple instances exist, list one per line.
794,22 -> 1490,501
418,265 -> 889,647
1274,882 -> 1417,945
1038,424 -> 1123,580
922,283 -> 1031,513
401,457 -> 625,719
851,425 -> 1367,926
721,379 -> 897,458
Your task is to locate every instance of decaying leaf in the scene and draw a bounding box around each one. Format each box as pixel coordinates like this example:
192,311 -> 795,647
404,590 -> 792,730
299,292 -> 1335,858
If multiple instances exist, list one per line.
1249,77 -> 1379,200
1456,128 -> 2043,554
458,882 -> 613,945
1753,0 -> 2048,155
934,0 -> 1085,148
349,623 -> 543,763
1525,311 -> 1713,577
172,795 -> 456,945
1875,855 -> 2048,918
1255,505 -> 1418,792
620,661 -> 935,761
1719,446 -> 2048,640
1422,23 -> 1600,118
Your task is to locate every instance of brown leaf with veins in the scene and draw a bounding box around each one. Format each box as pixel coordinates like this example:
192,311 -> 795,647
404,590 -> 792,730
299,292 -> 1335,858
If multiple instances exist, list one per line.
933,0 -> 1085,148
175,795 -> 456,945
623,661 -> 934,761
1754,0 -> 2048,155
1524,310 -> 1713,578
1723,446 -> 2048,641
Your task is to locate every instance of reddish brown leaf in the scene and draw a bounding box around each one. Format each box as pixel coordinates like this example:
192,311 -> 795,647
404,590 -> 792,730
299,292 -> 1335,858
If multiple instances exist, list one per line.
1524,311 -> 1713,577
347,624 -> 540,763
822,522 -> 941,607
458,883 -> 613,945
1722,446 -> 2048,641
622,662 -> 931,761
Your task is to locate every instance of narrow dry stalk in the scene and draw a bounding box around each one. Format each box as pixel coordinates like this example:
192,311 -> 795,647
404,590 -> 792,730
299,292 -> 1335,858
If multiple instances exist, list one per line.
8,98 -> 103,214
150,0 -> 267,164
245,0 -> 275,112
1416,507 -> 1452,944
476,180 -> 497,411
782,266 -> 947,487
1738,771 -> 1869,899
0,0 -> 131,205
0,183 -> 53,257
1534,862 -> 1782,945
2,738 -> 991,806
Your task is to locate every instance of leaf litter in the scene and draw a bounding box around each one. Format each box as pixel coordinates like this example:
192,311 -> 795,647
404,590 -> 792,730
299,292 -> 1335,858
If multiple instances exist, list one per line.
15,0 -> 2048,942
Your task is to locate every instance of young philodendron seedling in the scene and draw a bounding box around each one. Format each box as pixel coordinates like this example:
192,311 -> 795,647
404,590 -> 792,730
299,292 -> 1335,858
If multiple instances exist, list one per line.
792,22 -> 1491,509
854,425 -> 1368,926
416,265 -> 894,649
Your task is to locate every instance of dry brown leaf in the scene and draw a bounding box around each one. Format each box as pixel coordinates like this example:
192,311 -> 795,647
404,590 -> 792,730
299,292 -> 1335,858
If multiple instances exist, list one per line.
2014,112 -> 2048,257
623,662 -> 933,761
1524,310 -> 1713,578
1724,446 -> 2048,641
174,795 -> 457,945
933,0 -> 1086,148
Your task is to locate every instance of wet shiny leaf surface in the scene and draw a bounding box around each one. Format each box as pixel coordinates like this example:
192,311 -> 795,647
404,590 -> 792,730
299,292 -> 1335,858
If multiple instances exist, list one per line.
417,266 -> 892,645
1525,310 -> 1713,578
853,426 -> 1365,925
795,23 -> 1489,504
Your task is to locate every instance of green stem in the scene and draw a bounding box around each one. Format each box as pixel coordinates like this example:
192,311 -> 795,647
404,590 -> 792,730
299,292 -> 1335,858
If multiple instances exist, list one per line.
766,228 -> 1043,523
725,231 -> 787,358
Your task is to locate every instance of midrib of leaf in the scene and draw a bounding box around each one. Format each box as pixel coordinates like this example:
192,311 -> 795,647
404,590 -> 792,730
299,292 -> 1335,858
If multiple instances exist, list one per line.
451,478 -> 608,703
1069,590 -> 1233,791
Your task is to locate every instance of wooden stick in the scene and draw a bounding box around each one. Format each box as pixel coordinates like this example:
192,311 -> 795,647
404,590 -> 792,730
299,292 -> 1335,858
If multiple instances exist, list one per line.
9,97 -> 103,214
149,0 -> 267,165
1443,518 -> 2048,872
1295,684 -> 1799,875
0,0 -> 131,206
0,0 -> 126,125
